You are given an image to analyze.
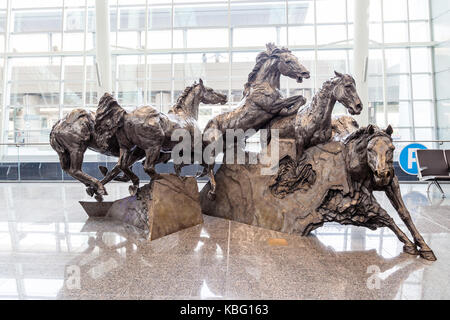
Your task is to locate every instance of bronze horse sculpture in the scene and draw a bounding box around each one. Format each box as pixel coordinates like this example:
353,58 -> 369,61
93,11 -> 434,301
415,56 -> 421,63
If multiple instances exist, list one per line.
95,80 -> 227,195
294,71 -> 362,160
49,108 -> 135,201
331,125 -> 436,260
202,43 -> 310,199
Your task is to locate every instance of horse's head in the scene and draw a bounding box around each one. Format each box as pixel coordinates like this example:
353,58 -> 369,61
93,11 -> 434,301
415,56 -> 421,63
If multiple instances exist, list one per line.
268,43 -> 310,83
366,124 -> 395,187
197,78 -> 227,105
332,71 -> 363,115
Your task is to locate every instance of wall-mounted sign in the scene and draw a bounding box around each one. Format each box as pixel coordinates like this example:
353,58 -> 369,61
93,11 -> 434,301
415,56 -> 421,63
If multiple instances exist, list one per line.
399,143 -> 427,175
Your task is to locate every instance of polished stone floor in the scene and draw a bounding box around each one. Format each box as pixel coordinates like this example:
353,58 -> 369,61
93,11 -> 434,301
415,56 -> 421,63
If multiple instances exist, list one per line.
0,181 -> 449,300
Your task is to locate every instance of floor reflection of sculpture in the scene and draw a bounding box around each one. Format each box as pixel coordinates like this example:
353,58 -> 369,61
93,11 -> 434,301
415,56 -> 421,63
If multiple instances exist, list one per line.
57,219 -> 428,299
57,220 -> 211,299
94,80 -> 227,196
202,43 -> 310,199
229,235 -> 428,299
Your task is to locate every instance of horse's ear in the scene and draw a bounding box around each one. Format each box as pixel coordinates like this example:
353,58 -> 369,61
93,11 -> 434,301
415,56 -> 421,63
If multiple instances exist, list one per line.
266,42 -> 276,53
199,78 -> 203,86
334,70 -> 343,78
385,124 -> 393,136
367,124 -> 375,135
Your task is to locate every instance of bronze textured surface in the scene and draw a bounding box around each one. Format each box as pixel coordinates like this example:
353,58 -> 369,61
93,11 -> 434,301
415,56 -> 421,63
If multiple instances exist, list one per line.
149,174 -> 204,240
201,126 -> 436,261
79,201 -> 114,217
98,174 -> 203,240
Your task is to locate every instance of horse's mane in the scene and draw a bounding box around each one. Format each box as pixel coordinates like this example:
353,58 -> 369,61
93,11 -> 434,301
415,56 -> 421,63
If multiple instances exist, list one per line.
170,83 -> 197,114
344,125 -> 392,147
243,44 -> 292,97
94,93 -> 126,150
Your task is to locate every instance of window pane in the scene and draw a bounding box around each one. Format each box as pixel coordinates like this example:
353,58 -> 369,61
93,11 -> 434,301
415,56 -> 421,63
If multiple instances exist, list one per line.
315,0 -> 346,23
369,0 -> 382,22
233,27 -> 278,47
415,128 -> 433,140
147,30 -> 172,49
368,49 -> 383,74
10,57 -> 61,82
231,2 -> 286,27
175,4 -> 228,28
369,22 -> 382,43
383,22 -> 408,43
289,1 -> 314,24
408,0 -> 429,20
413,101 -> 433,126
410,48 -> 431,73
385,48 -> 410,73
186,28 -> 229,48
383,0 -> 407,21
368,76 -> 383,101
316,25 -> 347,45
412,74 -> 432,99
386,74 -> 410,101
409,21 -> 430,42
289,26 -> 315,46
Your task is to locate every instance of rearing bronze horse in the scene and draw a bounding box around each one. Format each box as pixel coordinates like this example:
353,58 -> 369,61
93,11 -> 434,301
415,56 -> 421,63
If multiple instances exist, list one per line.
202,43 -> 310,199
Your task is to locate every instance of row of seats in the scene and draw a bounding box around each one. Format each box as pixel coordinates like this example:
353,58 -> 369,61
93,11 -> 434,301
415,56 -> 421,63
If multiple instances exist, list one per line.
416,149 -> 450,197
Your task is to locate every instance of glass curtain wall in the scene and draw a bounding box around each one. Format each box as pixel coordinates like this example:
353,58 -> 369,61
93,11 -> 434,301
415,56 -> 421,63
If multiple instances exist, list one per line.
0,0 -> 96,164
0,0 -> 436,166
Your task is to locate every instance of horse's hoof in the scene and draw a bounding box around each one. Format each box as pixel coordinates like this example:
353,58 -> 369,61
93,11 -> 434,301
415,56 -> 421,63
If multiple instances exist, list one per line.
97,187 -> 108,196
419,250 -> 437,261
86,187 -> 95,197
403,244 -> 419,255
207,191 -> 216,201
94,194 -> 104,202
129,185 -> 138,196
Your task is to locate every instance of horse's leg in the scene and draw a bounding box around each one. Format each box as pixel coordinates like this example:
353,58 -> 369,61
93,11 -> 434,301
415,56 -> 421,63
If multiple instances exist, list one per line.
118,148 -> 140,196
68,149 -> 107,201
295,135 -> 305,162
385,176 -> 436,261
374,207 -> 419,256
100,148 -> 144,185
143,146 -> 161,182
207,164 -> 217,200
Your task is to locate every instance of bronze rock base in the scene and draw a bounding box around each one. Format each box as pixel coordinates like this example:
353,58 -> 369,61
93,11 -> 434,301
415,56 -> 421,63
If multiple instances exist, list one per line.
81,174 -> 203,240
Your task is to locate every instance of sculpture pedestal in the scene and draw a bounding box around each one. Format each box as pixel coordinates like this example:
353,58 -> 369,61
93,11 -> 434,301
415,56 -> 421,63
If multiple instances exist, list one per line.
80,174 -> 203,240
200,140 -> 349,236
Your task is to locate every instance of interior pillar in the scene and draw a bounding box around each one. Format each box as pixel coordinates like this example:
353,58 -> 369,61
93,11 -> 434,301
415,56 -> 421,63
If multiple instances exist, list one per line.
95,0 -> 112,98
353,0 -> 370,126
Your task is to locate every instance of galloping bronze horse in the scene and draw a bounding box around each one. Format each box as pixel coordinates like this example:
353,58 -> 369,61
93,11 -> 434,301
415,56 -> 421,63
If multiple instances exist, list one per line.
50,108 -> 133,201
294,71 -> 362,161
95,80 -> 227,195
202,43 -> 310,199
336,125 -> 436,260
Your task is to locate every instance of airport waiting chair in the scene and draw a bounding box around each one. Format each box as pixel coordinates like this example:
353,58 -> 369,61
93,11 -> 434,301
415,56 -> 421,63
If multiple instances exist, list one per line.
416,149 -> 450,198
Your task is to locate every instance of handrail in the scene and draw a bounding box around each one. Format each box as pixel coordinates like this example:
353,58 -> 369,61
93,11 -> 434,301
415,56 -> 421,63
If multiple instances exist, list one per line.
1,140 -> 450,146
